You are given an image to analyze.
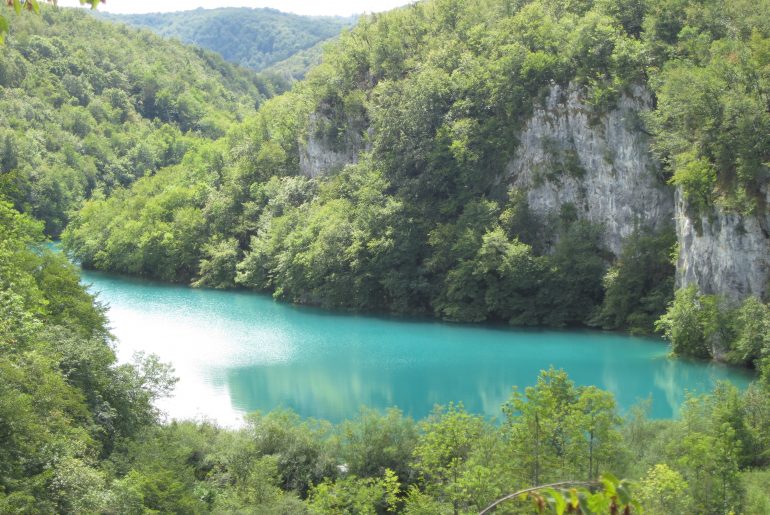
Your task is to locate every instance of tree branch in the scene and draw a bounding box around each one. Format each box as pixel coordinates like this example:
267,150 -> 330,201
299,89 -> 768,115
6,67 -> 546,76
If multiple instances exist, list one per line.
479,480 -> 599,515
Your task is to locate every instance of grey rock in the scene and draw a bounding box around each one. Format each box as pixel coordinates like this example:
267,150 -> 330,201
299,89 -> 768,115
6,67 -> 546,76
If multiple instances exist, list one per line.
676,188 -> 770,300
299,112 -> 363,177
506,83 -> 674,256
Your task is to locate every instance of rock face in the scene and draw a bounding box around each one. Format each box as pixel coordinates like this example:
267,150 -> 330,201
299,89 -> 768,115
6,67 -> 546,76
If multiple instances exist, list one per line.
506,83 -> 674,256
676,189 -> 770,300
299,113 -> 363,178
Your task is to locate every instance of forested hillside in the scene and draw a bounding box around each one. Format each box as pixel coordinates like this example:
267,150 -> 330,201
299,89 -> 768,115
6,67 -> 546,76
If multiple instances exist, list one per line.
65,0 -> 770,355
98,8 -> 352,74
0,6 -> 267,236
4,1 -> 770,513
0,199 -> 178,512
259,37 -> 338,82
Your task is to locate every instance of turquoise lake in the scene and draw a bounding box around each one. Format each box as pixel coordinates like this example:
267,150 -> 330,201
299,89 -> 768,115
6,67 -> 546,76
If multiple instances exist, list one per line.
81,270 -> 755,426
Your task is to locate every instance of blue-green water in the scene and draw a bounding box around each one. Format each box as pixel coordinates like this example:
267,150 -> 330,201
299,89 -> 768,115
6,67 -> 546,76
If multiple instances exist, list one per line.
81,270 -> 754,426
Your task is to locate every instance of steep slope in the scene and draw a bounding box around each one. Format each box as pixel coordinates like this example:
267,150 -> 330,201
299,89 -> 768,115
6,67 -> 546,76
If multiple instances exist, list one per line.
62,0 -> 663,330
507,83 -> 673,256
676,194 -> 770,301
64,0 -> 770,341
4,3 -> 770,512
0,6 -> 265,236
98,8 -> 352,72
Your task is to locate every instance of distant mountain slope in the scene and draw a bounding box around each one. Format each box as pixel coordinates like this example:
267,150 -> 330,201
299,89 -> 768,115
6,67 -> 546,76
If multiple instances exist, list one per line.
0,7 -> 265,236
98,7 -> 352,72
259,37 -> 336,82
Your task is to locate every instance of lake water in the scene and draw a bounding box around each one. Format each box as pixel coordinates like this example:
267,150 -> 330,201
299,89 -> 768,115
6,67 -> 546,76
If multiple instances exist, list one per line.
81,269 -> 755,426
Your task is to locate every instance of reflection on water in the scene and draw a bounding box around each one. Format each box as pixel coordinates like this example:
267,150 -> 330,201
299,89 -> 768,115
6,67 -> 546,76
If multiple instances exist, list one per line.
82,270 -> 755,426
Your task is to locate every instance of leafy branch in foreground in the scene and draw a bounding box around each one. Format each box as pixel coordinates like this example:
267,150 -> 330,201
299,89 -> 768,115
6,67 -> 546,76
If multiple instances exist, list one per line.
480,475 -> 639,515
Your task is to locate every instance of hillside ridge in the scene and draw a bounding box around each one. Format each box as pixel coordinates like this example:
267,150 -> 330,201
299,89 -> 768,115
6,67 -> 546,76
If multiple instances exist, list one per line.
96,7 -> 353,73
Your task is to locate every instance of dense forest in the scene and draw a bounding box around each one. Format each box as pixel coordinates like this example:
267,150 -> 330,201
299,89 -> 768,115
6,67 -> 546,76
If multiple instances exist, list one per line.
259,37 -> 341,83
3,0 -> 770,512
0,7 -> 276,237
98,8 -> 352,76
2,209 -> 770,513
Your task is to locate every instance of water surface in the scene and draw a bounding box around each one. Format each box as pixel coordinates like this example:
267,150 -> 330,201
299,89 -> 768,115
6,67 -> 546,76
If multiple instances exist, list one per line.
82,270 -> 754,426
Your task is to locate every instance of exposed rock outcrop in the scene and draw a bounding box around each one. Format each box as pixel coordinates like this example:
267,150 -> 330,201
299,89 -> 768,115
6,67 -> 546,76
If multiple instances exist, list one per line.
506,83 -> 674,256
299,112 -> 364,178
676,189 -> 770,300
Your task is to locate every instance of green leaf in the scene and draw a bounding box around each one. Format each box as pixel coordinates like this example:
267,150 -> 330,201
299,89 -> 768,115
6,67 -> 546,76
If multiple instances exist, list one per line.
587,492 -> 611,513
616,483 -> 632,505
13,0 -> 22,15
543,488 -> 567,515
28,0 -> 40,14
578,494 -> 597,515
569,488 -> 580,509
601,472 -> 619,496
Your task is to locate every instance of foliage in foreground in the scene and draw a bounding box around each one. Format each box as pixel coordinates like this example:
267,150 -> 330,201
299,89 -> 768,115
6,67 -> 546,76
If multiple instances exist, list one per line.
0,199 -> 175,513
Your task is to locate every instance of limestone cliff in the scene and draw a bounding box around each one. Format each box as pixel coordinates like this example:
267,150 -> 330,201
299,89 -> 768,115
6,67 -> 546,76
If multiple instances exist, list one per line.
299,112 -> 364,178
506,83 -> 674,256
676,190 -> 770,300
